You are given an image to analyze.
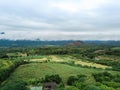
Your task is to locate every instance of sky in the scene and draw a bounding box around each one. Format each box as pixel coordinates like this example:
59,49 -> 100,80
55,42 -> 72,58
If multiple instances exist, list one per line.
0,0 -> 120,40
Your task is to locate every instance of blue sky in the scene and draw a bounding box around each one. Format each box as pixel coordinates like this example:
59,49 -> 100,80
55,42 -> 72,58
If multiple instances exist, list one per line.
0,0 -> 120,40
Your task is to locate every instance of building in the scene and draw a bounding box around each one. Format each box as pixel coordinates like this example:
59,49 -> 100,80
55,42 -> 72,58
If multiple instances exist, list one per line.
42,82 -> 57,90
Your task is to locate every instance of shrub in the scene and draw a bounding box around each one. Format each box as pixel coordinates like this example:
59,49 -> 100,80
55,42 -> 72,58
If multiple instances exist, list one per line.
67,76 -> 78,85
42,74 -> 62,84
84,85 -> 101,90
67,74 -> 87,86
1,81 -> 26,90
64,86 -> 78,90
99,84 -> 115,90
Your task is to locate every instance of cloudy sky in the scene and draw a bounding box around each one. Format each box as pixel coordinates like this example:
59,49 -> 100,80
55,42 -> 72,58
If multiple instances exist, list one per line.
0,0 -> 120,40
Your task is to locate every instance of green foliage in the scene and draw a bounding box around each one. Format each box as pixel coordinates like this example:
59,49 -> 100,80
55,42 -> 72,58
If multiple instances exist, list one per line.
0,59 -> 26,84
64,86 -> 78,90
67,76 -> 78,85
103,81 -> 120,88
93,72 -> 120,89
27,78 -> 41,85
0,81 -> 26,90
67,74 -> 87,86
57,82 -> 65,90
100,85 -> 113,90
0,46 -> 120,90
42,74 -> 62,84
74,82 -> 87,90
93,72 -> 112,82
84,85 -> 101,90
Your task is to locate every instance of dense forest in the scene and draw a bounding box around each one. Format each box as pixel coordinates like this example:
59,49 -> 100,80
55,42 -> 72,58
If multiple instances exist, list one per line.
0,39 -> 120,47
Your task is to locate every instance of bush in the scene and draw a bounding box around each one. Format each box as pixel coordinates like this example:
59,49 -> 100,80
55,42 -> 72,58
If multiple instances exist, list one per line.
1,81 -> 26,90
27,78 -> 41,85
42,74 -> 62,84
102,81 -> 120,88
67,76 -> 78,85
74,82 -> 87,90
99,84 -> 115,90
67,74 -> 87,86
57,82 -> 65,90
93,72 -> 120,89
0,60 -> 26,84
84,85 -> 101,90
93,72 -> 112,82
64,86 -> 78,90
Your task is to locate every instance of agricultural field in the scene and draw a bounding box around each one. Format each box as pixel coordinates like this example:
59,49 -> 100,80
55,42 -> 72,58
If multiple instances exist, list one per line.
0,0 -> 120,89
0,46 -> 120,90
30,55 -> 111,69
1,62 -> 120,89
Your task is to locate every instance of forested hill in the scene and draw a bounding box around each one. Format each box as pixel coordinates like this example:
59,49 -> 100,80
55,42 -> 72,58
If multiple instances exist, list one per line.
84,40 -> 120,46
0,40 -> 75,47
0,39 -> 120,47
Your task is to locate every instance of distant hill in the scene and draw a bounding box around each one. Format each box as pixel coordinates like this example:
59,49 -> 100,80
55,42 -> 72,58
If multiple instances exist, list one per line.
0,39 -> 120,47
66,41 -> 85,47
84,40 -> 120,46
0,39 -> 74,47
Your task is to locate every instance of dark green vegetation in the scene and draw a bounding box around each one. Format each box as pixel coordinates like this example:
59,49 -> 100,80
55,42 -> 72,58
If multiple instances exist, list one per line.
0,40 -> 120,47
0,59 -> 26,84
0,43 -> 120,90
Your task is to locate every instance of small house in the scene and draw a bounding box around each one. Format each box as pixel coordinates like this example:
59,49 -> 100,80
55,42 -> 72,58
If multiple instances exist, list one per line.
43,82 -> 57,90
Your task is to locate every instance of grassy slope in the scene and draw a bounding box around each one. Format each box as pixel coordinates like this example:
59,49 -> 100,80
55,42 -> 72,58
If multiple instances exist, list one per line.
1,55 -> 120,89
6,62 -> 119,84
30,55 -> 111,69
0,59 -> 14,69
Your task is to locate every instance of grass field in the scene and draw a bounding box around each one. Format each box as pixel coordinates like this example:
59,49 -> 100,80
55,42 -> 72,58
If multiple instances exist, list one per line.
1,55 -> 120,90
1,55 -> 113,86
0,59 -> 14,69
30,55 -> 111,69
6,62 -> 119,84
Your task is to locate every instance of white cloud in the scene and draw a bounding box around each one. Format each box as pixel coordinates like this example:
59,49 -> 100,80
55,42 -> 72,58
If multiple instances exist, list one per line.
51,0 -> 109,13
51,2 -> 79,13
0,0 -> 120,40
80,0 -> 109,10
0,30 -> 120,40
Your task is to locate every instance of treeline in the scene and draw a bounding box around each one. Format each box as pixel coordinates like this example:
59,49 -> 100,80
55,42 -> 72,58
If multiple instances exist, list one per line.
1,45 -> 118,56
0,59 -> 27,85
63,72 -> 120,90
0,74 -> 62,90
0,40 -> 120,47
0,46 -> 120,71
3,72 -> 118,90
27,74 -> 62,85
0,40 -> 75,47
0,80 -> 26,90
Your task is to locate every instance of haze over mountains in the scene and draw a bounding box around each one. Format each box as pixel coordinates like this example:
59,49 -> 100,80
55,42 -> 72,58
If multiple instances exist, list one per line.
0,39 -> 120,47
